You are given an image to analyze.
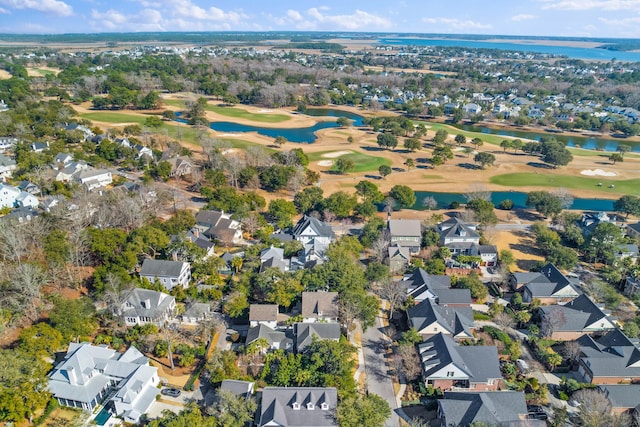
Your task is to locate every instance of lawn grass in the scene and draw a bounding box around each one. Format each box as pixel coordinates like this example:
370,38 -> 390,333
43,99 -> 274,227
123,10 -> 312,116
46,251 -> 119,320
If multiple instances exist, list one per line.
490,172 -> 640,195
206,105 -> 291,123
162,99 -> 290,123
81,112 -> 148,124
31,67 -> 57,76
422,174 -> 444,179
331,152 -> 392,173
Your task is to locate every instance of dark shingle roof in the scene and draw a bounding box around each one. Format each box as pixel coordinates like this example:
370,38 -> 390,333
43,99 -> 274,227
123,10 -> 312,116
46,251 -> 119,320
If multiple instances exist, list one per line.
258,387 -> 337,427
249,304 -> 278,322
139,259 -> 187,278
291,215 -> 335,239
578,329 -> 640,380
438,391 -> 528,426
408,299 -> 474,338
540,294 -> 610,332
301,292 -> 339,319
294,323 -> 341,352
599,385 -> 640,409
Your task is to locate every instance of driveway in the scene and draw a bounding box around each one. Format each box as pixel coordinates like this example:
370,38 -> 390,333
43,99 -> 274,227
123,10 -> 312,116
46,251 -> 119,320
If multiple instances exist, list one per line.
362,316 -> 400,427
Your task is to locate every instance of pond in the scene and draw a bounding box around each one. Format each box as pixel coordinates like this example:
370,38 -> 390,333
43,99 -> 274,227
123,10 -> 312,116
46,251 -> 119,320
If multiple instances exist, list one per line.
452,124 -> 640,152
413,191 -> 615,211
207,108 -> 365,143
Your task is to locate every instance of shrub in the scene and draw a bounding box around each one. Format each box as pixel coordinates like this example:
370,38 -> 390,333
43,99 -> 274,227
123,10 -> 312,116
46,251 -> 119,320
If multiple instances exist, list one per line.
449,201 -> 460,209
558,391 -> 569,401
498,199 -> 514,210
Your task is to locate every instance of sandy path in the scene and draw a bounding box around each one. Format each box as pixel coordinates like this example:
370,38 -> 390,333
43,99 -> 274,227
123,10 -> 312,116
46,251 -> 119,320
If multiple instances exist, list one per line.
0,69 -> 10,79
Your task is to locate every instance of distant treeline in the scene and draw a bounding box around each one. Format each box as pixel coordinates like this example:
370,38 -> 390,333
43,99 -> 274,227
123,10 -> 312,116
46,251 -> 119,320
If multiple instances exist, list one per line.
277,42 -> 345,52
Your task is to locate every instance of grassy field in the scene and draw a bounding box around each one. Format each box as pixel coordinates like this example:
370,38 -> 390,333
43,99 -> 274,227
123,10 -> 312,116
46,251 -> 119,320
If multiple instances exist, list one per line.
422,174 -> 445,180
81,112 -> 148,124
162,99 -> 291,123
30,67 -> 58,76
490,172 -> 640,195
308,151 -> 392,173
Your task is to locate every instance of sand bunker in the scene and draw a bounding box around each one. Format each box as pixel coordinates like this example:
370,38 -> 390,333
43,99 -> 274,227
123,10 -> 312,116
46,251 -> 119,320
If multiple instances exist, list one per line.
580,169 -> 617,177
322,150 -> 353,158
317,160 -> 334,167
218,133 -> 241,137
257,109 -> 274,113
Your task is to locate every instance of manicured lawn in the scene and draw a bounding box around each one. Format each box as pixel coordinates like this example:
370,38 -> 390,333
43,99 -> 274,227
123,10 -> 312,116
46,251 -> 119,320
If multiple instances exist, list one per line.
31,67 -> 58,76
206,105 -> 291,123
567,147 -> 640,159
490,172 -> 640,195
422,174 -> 444,180
81,112 -> 148,124
332,152 -> 392,173
162,100 -> 291,123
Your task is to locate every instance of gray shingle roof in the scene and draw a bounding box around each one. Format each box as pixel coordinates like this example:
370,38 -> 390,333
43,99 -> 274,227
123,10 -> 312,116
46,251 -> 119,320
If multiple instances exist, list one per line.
220,380 -> 254,398
599,384 -> 640,409
140,259 -> 187,278
301,292 -> 339,319
578,329 -> 640,380
540,294 -> 610,332
433,288 -> 472,305
122,288 -> 174,320
250,304 -> 278,322
295,323 -> 341,352
438,391 -> 528,426
292,215 -> 335,239
418,333 -> 501,383
258,387 -> 338,427
408,298 -> 474,338
246,324 -> 290,348
388,219 -> 422,237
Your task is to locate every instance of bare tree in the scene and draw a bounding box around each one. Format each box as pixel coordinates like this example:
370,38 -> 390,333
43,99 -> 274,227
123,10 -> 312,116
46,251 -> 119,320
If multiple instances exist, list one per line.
542,306 -> 567,338
561,340 -> 582,367
372,278 -> 407,321
101,273 -> 135,318
322,209 -> 336,224
573,389 -> 619,427
494,312 -> 516,330
371,231 -> 390,263
463,184 -> 492,202
396,344 -> 422,381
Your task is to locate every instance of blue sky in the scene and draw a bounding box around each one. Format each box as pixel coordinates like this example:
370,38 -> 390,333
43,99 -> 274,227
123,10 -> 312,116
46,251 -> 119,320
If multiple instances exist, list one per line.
1,0 -> 640,37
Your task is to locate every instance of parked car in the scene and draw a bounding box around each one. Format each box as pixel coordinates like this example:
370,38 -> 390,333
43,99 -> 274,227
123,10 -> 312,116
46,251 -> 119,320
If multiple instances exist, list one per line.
161,388 -> 181,397
527,412 -> 548,421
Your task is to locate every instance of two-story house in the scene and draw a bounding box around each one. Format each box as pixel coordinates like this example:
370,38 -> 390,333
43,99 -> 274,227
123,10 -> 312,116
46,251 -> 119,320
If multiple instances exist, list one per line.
301,292 -> 339,323
291,215 -> 335,262
139,259 -> 191,291
120,288 -> 175,326
577,329 -> 640,384
418,333 -> 502,391
540,294 -> 617,340
388,219 -> 422,254
407,298 -> 475,341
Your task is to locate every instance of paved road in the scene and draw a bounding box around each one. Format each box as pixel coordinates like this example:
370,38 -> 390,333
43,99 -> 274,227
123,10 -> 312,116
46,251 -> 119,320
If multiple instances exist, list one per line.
362,316 -> 400,427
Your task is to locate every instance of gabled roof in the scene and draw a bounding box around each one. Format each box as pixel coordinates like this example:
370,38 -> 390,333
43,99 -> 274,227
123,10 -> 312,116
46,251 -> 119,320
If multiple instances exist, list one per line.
301,292 -> 339,319
540,294 -> 612,332
598,384 -> 640,409
404,268 -> 451,289
249,304 -> 278,322
258,387 -> 338,427
522,263 -> 580,298
292,215 -> 335,239
140,259 -> 188,278
295,323 -> 341,352
578,329 -> 640,379
627,222 -> 640,234
220,380 -> 254,398
407,298 -> 474,338
418,333 -> 501,383
122,288 -> 174,319
388,243 -> 411,260
438,391 -> 528,427
246,324 -> 290,348
438,218 -> 480,240
388,219 -> 422,237
195,210 -> 223,227
433,288 -> 472,305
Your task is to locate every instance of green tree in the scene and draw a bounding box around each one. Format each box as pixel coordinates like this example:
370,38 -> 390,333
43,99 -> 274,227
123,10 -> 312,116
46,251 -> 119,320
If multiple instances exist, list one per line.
274,136 -> 287,147
268,199 -> 297,229
614,195 -> 640,218
471,137 -> 483,149
294,186 -> 324,214
49,297 -> 98,341
389,185 -> 416,209
337,394 -> 391,427
336,116 -> 352,127
18,322 -> 64,357
144,115 -> 164,129
377,133 -> 398,149
403,137 -> 422,151
335,157 -> 355,174
325,191 -> 358,218
466,198 -> 498,225
433,129 -> 448,145
474,152 -> 496,168
0,350 -> 51,423
454,134 -> 467,146
378,165 -> 392,179
210,389 -> 257,427
526,191 -> 563,218
500,139 -> 512,152
499,249 -> 516,269
404,158 -> 415,170
609,153 -> 623,164
355,180 -> 384,203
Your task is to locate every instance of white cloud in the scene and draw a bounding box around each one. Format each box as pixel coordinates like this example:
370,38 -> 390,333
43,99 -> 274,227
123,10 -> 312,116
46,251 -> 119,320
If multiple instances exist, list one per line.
0,7 -> 8,13
422,17 -> 492,31
286,9 -> 302,21
304,8 -> 392,30
539,0 -> 640,11
511,14 -> 537,21
600,16 -> 640,26
0,0 -> 73,16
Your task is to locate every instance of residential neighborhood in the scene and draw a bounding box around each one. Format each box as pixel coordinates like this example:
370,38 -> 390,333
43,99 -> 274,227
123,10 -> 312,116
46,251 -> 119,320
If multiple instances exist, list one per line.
3,28 -> 640,427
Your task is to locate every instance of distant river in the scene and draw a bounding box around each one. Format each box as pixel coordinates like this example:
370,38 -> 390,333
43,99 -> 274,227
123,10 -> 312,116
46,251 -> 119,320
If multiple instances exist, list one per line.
453,124 -> 640,152
378,38 -> 640,62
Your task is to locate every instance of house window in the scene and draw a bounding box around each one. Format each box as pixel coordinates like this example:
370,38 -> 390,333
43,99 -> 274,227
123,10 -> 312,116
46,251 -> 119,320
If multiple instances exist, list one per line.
321,402 -> 329,410
292,402 -> 300,410
307,402 -> 315,410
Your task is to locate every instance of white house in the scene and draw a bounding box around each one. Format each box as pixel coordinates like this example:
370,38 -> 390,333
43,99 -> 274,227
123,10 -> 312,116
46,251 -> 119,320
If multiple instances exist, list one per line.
0,137 -> 17,152
120,288 -> 175,326
0,153 -> 17,182
0,183 -> 38,209
74,168 -> 113,191
139,259 -> 191,291
48,343 -> 159,424
291,215 -> 335,262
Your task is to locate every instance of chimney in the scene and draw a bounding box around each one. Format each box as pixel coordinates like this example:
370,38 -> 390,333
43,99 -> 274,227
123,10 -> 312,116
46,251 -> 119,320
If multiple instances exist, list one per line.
192,228 -> 199,238
66,366 -> 77,385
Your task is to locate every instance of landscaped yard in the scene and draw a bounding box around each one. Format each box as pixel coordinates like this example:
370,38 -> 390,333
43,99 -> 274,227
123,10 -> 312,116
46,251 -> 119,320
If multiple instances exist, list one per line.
490,172 -> 640,195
